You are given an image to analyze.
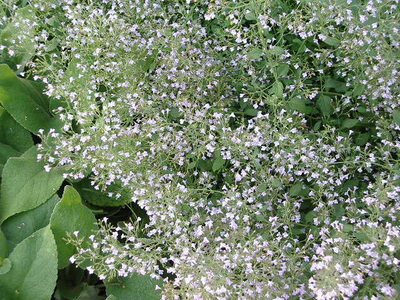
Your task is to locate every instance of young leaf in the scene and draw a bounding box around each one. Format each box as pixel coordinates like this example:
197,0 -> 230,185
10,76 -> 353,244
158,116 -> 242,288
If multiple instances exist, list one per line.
0,226 -> 58,300
1,194 -> 60,253
342,118 -> 358,129
212,155 -> 225,172
277,64 -> 289,77
393,109 -> 400,126
268,81 -> 283,97
0,64 -> 63,134
50,186 -> 98,269
106,273 -> 163,300
269,46 -> 285,55
0,147 -> 64,224
247,48 -> 263,60
317,95 -> 332,116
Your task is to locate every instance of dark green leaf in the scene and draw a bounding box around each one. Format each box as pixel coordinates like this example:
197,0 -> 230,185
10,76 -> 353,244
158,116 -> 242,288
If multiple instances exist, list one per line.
212,155 -> 225,172
289,183 -> 303,197
342,118 -> 358,129
355,132 -> 370,146
277,64 -> 289,77
1,194 -> 59,252
0,230 -> 7,264
317,95 -> 332,116
244,108 -> 258,116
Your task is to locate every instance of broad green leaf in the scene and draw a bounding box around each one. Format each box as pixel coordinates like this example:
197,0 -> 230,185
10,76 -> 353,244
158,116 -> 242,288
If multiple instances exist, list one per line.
0,226 -> 57,300
289,97 -> 311,113
50,186 -> 98,269
1,194 -> 59,252
271,178 -> 283,188
247,48 -> 263,60
0,107 -> 33,153
188,161 -> 197,169
169,107 -> 181,119
0,64 -> 63,134
268,81 -> 283,97
19,78 -> 50,113
342,118 -> 358,129
325,77 -> 348,93
355,132 -> 370,146
317,95 -> 332,116
393,109 -> 400,126
76,285 -> 104,300
257,183 -> 267,193
277,64 -> 289,77
269,46 -> 285,55
0,142 -> 21,174
0,6 -> 37,67
0,147 -> 64,224
353,84 -> 365,97
212,155 -> 225,172
106,273 -> 163,300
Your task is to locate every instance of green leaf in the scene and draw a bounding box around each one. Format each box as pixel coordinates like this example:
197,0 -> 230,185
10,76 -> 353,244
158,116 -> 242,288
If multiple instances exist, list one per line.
0,226 -> 58,300
0,147 -> 64,224
106,296 -> 117,300
212,155 -> 225,172
0,64 -> 63,134
342,118 -> 358,129
0,230 -> 8,264
289,183 -> 303,197
324,37 -> 340,47
353,84 -> 365,97
317,95 -> 332,116
106,273 -> 163,300
244,108 -> 258,116
355,132 -> 370,146
269,46 -> 285,55
0,142 -> 21,174
19,78 -> 50,113
1,194 -> 59,253
76,285 -> 103,300
0,107 -> 33,153
268,81 -> 283,97
393,109 -> 400,126
271,178 -> 283,188
257,183 -> 267,193
244,12 -> 256,21
0,258 -> 11,275
277,64 -> 289,77
0,6 -> 37,67
50,186 -> 98,269
343,224 -> 353,233
247,48 -> 263,59
289,97 -> 310,113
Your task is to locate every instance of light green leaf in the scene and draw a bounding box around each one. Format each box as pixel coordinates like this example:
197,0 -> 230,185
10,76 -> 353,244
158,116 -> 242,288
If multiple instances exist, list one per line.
289,183 -> 303,197
269,46 -> 285,55
244,108 -> 258,116
212,155 -> 225,172
317,95 -> 332,116
271,178 -> 283,188
0,226 -> 58,300
106,296 -> 117,300
289,97 -> 307,112
0,64 -> 63,134
106,273 -> 163,300
1,194 -> 59,252
76,285 -> 104,300
0,230 -> 7,264
342,118 -> 358,129
353,84 -> 365,97
244,12 -> 256,21
324,37 -> 340,47
50,186 -> 98,269
393,109 -> 400,126
277,64 -> 289,77
247,48 -> 263,60
0,258 -> 11,275
268,81 -> 283,97
0,146 -> 64,224
257,183 -> 267,193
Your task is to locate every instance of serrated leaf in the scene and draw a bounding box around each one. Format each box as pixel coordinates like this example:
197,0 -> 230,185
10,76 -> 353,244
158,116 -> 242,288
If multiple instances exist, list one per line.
268,81 -> 283,97
0,64 -> 63,134
289,183 -> 303,197
342,118 -> 358,129
317,95 -> 332,116
0,147 -> 64,224
50,186 -> 98,269
0,226 -> 58,300
247,48 -> 263,60
277,64 -> 289,77
106,273 -> 163,300
212,155 -> 225,172
269,46 -> 284,55
393,110 -> 400,126
1,194 -> 59,253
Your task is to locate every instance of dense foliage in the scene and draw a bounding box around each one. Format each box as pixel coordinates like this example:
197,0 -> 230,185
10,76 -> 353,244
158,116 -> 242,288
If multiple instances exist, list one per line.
0,0 -> 399,299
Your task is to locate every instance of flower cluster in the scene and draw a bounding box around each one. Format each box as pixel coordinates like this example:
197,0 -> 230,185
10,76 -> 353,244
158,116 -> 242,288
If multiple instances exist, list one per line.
4,0 -> 399,298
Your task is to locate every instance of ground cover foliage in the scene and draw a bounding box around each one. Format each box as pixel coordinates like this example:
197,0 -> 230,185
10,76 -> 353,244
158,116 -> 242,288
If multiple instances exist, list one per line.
0,0 -> 399,299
